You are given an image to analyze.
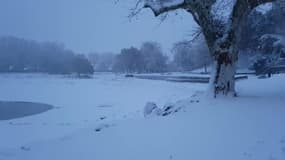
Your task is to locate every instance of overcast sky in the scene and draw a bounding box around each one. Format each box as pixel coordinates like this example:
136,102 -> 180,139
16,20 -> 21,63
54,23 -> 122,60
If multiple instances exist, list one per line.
0,0 -> 197,54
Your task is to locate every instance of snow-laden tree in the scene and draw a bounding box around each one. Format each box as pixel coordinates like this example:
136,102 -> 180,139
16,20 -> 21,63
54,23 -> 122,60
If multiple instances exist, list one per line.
88,53 -> 115,72
112,43 -> 168,73
133,0 -> 280,97
259,34 -> 285,58
113,47 -> 145,73
140,42 -> 168,73
236,3 -> 285,69
172,36 -> 211,71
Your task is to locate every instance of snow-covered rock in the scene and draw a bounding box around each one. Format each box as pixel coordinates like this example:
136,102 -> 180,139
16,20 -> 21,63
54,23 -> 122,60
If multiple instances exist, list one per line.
161,103 -> 180,116
143,102 -> 162,117
144,101 -> 188,117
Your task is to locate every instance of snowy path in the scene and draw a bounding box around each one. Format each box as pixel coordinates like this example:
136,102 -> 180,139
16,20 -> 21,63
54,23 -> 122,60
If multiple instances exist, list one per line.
0,73 -> 285,160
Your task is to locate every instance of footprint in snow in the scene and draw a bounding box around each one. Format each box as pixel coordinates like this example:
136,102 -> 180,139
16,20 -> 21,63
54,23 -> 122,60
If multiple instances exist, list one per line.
94,123 -> 115,132
99,116 -> 107,120
190,100 -> 200,103
20,146 -> 31,151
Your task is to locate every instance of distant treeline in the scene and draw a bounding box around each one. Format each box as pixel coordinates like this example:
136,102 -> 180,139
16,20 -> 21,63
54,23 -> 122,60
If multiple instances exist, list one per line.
89,42 -> 169,73
0,36 -> 94,75
88,41 -> 211,73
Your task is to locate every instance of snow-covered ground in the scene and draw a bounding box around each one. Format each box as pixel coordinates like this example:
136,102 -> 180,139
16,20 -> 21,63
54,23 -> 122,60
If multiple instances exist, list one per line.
0,73 -> 284,160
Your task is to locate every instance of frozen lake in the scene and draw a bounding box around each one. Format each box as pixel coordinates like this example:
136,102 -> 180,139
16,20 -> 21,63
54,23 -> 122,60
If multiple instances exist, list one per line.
0,101 -> 53,120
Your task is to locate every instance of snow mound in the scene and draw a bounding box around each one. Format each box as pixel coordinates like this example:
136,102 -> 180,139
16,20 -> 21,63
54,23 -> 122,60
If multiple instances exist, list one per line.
144,102 -> 162,117
144,97 -> 201,117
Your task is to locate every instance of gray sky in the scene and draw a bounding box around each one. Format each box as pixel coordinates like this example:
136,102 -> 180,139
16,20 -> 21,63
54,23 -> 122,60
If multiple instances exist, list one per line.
0,0 -> 197,54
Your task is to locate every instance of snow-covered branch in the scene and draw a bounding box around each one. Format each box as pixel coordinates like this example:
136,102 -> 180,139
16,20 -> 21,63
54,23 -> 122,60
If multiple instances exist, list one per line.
248,0 -> 277,9
143,0 -> 187,16
213,0 -> 277,45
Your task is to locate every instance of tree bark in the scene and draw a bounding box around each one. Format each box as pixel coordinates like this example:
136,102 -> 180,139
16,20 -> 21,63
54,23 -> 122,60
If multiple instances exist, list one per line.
208,29 -> 239,97
210,49 -> 237,97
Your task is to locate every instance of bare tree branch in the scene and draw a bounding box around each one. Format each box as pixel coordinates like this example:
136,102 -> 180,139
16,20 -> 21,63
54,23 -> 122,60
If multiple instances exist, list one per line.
248,0 -> 277,9
128,0 -> 144,19
144,0 -> 188,16
222,0 -> 277,48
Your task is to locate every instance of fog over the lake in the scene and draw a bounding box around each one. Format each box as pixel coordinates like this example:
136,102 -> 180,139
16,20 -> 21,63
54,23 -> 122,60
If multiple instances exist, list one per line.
0,0 -> 197,54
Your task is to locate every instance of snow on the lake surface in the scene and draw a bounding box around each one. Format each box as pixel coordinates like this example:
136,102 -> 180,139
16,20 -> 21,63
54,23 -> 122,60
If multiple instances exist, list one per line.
0,73 -> 285,160
0,73 -> 203,149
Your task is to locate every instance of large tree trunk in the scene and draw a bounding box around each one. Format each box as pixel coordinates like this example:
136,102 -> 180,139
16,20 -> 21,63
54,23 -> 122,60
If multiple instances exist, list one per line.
208,35 -> 239,97
210,51 -> 237,97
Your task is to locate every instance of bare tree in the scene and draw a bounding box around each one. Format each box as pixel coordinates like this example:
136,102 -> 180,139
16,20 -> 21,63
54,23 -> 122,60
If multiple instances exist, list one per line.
140,42 -> 168,73
113,47 -> 144,73
88,52 -> 115,72
172,36 -> 211,71
132,0 -> 279,97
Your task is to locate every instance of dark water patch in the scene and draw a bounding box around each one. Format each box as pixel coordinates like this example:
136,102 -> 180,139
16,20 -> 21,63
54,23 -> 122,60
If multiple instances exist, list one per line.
0,101 -> 53,120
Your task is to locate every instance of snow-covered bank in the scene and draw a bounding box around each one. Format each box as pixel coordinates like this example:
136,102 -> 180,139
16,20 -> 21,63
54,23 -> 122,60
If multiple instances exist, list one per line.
0,73 -> 285,160
0,73 -> 204,149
